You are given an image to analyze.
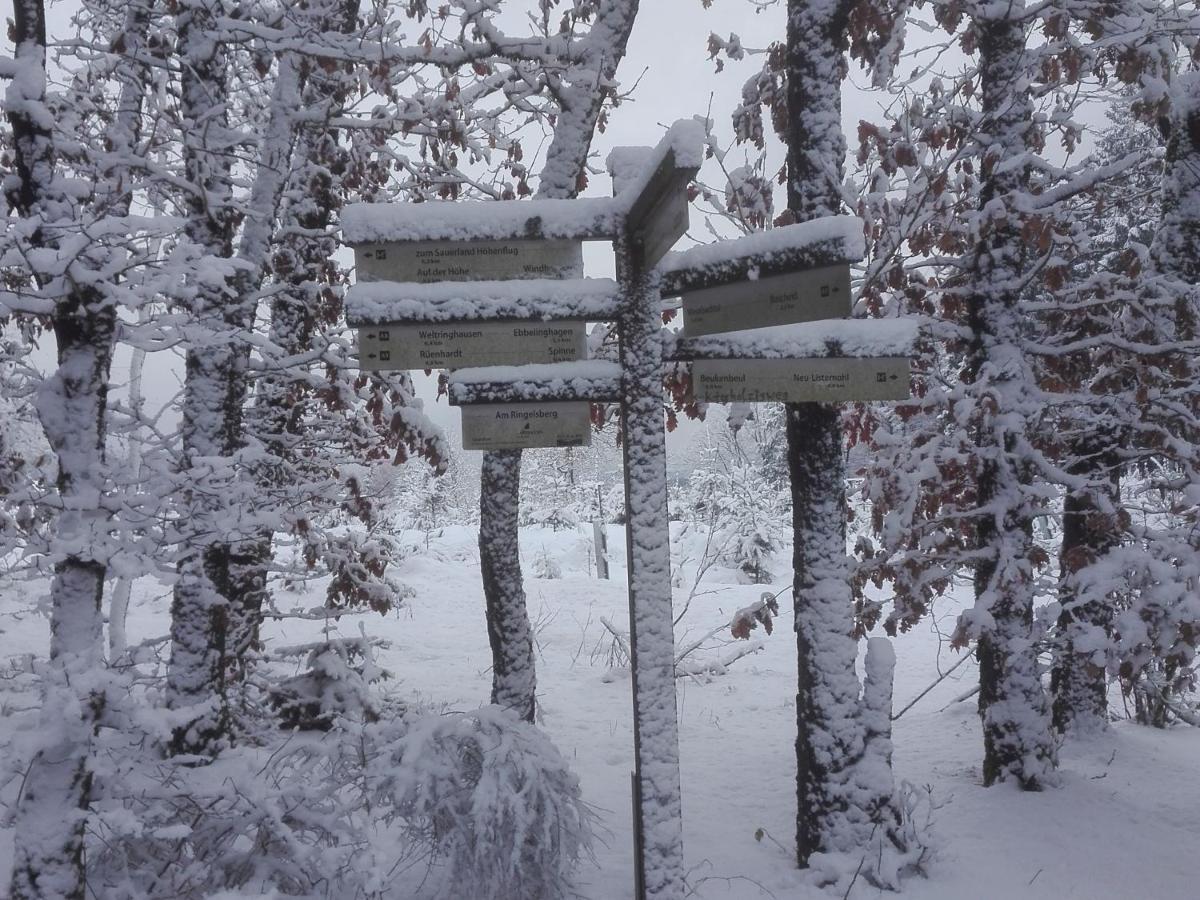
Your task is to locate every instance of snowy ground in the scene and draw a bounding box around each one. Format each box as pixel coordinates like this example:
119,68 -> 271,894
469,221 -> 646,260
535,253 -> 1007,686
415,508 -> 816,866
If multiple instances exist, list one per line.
2,523 -> 1198,899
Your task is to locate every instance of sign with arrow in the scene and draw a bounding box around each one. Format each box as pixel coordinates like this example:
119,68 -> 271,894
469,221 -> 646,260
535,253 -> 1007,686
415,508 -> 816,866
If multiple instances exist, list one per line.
691,357 -> 909,403
624,147 -> 697,269
354,239 -> 583,283
359,321 -> 586,371
681,263 -> 852,337
460,402 -> 592,450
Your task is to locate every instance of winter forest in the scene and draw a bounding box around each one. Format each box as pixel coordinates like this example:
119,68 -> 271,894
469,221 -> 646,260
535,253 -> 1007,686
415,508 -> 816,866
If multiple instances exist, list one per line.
1,0 -> 1199,898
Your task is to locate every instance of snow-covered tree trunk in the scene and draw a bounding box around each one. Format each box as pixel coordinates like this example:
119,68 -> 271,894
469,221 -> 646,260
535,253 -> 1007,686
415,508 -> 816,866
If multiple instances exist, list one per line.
5,0 -> 154,892
786,404 -> 871,861
479,450 -> 536,720
166,0 -> 242,756
219,43 -> 322,687
965,6 -> 1055,789
1152,73 -> 1200,298
783,0 -> 898,866
6,0 -> 149,893
478,0 -> 639,723
1051,441 -> 1119,732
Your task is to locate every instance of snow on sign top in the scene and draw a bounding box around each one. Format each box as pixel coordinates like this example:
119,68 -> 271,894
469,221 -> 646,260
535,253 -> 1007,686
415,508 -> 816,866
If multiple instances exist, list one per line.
607,118 -> 707,206
446,360 -> 623,406
344,277 -> 620,325
340,196 -> 622,244
669,317 -> 919,360
451,359 -> 622,386
340,120 -> 704,246
659,215 -> 866,292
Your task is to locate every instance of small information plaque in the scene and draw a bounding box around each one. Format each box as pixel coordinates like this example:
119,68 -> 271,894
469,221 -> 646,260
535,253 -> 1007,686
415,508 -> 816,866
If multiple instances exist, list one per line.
691,357 -> 910,403
354,239 -> 583,283
461,402 -> 592,450
359,321 -> 586,371
681,264 -> 851,337
638,186 -> 690,269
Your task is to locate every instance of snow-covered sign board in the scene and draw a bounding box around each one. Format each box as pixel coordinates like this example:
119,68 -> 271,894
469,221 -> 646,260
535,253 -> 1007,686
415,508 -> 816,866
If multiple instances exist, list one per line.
637,185 -> 690,270
618,144 -> 699,269
354,239 -> 583,283
691,357 -> 910,403
460,402 -> 592,450
681,263 -> 852,336
358,321 -> 586,371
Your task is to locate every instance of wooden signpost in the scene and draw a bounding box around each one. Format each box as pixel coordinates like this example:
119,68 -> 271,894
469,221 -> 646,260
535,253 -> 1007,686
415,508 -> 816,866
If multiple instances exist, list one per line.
342,119 -> 913,900
344,125 -> 702,899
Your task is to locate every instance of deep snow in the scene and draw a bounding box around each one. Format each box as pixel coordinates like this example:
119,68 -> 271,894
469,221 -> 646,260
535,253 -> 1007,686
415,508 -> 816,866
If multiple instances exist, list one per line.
1,522 -> 1198,898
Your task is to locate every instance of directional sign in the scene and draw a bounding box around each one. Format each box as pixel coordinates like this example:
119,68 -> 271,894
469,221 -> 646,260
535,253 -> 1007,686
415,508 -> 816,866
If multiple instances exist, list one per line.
681,264 -> 852,337
637,184 -> 690,270
621,146 -> 698,270
354,239 -> 583,283
461,402 -> 592,450
691,357 -> 910,403
359,321 -> 586,371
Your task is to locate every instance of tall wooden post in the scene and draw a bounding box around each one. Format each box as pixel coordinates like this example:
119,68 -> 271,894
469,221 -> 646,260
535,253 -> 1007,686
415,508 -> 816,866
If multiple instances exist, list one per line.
614,229 -> 685,899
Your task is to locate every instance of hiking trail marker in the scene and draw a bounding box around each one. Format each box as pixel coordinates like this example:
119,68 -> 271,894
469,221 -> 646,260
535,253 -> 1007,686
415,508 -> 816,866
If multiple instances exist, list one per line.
460,402 -> 592,451
356,238 -> 582,282
681,264 -> 851,336
342,118 -> 915,900
658,216 -> 916,404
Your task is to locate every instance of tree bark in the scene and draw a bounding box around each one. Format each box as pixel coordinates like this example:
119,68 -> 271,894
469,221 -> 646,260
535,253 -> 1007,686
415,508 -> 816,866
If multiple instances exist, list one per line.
166,0 -> 242,756
784,0 -> 898,866
967,8 -> 1055,789
477,0 -> 640,723
786,403 -> 866,863
7,0 -> 148,893
1051,442 -> 1119,732
480,450 -> 536,720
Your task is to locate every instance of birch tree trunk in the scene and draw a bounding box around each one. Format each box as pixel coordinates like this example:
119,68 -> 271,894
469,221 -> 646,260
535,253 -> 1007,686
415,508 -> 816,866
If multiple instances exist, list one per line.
479,0 -> 640,723
966,6 -> 1055,789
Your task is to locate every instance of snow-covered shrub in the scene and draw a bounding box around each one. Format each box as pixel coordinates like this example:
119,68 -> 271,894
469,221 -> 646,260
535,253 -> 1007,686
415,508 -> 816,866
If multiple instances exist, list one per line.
386,706 -> 593,900
85,705 -> 593,900
678,457 -> 787,584
269,637 -> 388,730
530,545 -> 563,579
88,735 -> 374,899
522,504 -> 580,531
805,779 -> 933,892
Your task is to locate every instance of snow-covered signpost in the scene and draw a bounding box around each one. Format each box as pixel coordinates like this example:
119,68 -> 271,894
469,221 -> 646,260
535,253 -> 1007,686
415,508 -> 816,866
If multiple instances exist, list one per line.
660,215 -> 918,872
343,122 -> 705,899
660,218 -> 916,403
343,119 -> 916,895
